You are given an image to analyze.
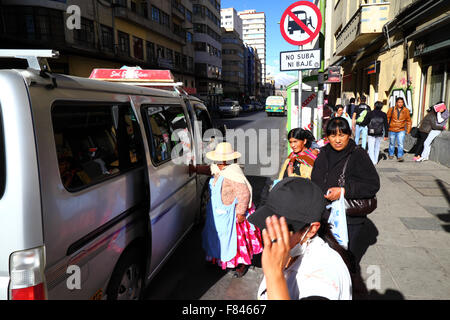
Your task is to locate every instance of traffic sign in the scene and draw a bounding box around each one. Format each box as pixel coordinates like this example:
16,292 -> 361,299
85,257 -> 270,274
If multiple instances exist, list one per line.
280,1 -> 322,46
280,49 -> 321,71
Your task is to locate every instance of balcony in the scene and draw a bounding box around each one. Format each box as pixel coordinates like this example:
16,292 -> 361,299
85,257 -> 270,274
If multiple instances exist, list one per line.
335,2 -> 390,56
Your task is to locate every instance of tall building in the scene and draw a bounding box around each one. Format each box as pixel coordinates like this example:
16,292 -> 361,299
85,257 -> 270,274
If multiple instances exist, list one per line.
220,7 -> 242,40
220,8 -> 244,102
244,45 -> 256,99
192,0 -> 222,108
221,27 -> 244,101
0,0 -> 197,93
238,10 -> 266,88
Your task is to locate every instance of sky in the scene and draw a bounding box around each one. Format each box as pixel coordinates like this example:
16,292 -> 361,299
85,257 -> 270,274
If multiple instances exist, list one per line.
222,0 -> 318,87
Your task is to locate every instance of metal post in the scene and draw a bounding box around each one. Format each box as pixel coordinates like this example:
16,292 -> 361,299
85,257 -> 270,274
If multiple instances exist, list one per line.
298,45 -> 303,129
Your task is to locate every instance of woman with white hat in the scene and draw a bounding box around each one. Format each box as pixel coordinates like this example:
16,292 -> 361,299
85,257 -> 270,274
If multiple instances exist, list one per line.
191,142 -> 263,277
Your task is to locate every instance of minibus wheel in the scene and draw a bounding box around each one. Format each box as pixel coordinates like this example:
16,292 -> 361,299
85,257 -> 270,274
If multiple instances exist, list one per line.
106,247 -> 144,300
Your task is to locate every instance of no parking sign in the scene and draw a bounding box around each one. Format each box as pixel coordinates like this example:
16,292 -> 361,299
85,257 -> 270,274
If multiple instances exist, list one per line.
280,1 -> 322,46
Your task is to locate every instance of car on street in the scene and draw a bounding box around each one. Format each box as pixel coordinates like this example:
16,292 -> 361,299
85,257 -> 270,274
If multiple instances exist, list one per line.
218,100 -> 240,117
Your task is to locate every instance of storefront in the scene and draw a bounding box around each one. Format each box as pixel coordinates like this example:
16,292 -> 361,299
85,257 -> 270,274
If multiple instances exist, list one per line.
411,18 -> 450,130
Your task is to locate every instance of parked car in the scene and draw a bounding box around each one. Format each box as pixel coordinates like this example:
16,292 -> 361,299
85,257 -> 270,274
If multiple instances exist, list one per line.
0,51 -> 223,300
218,100 -> 240,117
254,102 -> 264,111
242,103 -> 256,112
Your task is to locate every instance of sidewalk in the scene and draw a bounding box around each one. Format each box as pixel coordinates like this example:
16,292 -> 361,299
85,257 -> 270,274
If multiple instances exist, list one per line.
357,140 -> 450,300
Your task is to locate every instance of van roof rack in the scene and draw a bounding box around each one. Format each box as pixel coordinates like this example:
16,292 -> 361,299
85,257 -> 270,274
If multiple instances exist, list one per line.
0,49 -> 59,72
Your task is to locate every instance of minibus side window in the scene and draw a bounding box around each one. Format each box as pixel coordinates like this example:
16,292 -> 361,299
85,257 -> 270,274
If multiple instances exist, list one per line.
51,103 -> 144,192
194,105 -> 213,136
142,105 -> 191,166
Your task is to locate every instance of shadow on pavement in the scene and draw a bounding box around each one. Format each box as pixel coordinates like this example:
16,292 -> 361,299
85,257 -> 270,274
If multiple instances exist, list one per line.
435,179 -> 450,233
350,218 -> 379,300
145,223 -> 229,300
367,289 -> 405,300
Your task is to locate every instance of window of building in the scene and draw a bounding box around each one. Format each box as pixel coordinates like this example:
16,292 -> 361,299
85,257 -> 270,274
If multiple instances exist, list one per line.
186,10 -> 192,22
74,17 -> 95,48
100,24 -> 114,52
166,48 -> 173,62
133,36 -> 144,60
157,45 -> 165,58
175,52 -> 181,68
194,41 -> 207,51
142,105 -> 191,165
146,41 -> 155,63
186,31 -> 193,43
152,6 -> 160,23
52,103 -> 144,191
140,0 -> 148,18
161,11 -> 170,27
117,31 -> 130,56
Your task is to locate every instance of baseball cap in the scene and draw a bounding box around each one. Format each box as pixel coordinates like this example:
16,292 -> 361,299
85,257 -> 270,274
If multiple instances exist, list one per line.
248,177 -> 326,232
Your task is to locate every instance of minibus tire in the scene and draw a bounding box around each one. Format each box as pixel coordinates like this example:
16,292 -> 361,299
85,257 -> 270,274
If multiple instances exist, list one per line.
106,247 -> 144,300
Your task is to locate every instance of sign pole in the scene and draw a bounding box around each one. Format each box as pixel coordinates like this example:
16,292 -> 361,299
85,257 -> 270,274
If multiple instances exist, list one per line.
298,45 -> 302,129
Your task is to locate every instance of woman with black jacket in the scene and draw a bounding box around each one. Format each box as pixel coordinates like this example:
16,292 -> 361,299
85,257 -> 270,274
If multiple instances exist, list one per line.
360,101 -> 389,165
311,117 -> 380,266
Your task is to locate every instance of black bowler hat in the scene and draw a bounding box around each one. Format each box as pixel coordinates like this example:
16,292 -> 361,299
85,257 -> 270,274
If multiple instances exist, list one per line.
248,177 -> 326,232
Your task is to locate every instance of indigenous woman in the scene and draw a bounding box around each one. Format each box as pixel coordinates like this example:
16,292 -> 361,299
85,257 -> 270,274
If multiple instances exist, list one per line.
277,128 -> 318,181
192,142 -> 263,277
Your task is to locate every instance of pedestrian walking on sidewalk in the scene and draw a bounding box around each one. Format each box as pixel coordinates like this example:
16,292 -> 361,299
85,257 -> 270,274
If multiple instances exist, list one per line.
311,117 -> 380,266
360,101 -> 389,165
190,142 -> 263,278
352,96 -> 371,150
347,98 -> 357,119
277,128 -> 318,181
332,105 -> 352,128
248,178 -> 352,300
387,97 -> 412,162
414,102 -> 448,162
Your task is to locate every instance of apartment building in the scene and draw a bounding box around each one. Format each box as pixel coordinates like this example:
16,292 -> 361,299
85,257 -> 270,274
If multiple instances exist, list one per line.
324,0 -> 450,166
221,27 -> 245,101
238,10 -> 266,89
244,45 -> 256,99
0,0 -> 197,93
192,0 -> 222,108
220,7 -> 243,40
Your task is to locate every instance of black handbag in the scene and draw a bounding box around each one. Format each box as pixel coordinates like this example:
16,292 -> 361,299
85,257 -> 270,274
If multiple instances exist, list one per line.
337,147 -> 377,217
410,127 -> 419,138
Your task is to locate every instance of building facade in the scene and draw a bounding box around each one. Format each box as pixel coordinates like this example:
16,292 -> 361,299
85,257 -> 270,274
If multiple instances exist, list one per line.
192,0 -> 222,108
220,7 -> 242,40
324,0 -> 450,166
244,45 -> 256,100
221,27 -> 244,102
0,0 -> 197,93
238,10 -> 266,90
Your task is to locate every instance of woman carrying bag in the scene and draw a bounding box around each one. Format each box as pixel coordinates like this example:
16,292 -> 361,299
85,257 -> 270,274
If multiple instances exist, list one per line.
311,117 -> 380,265
191,142 -> 263,278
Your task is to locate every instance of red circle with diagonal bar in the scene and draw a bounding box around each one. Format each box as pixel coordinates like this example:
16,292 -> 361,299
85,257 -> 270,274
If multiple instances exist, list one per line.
280,1 -> 322,46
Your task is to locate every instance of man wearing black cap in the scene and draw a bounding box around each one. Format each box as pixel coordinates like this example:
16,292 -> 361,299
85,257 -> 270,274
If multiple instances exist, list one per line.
249,177 -> 352,300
